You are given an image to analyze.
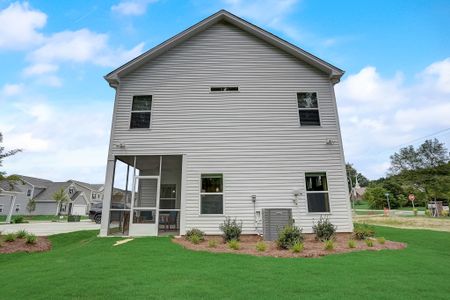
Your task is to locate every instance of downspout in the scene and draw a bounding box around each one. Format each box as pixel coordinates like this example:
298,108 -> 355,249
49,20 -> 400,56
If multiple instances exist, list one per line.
6,195 -> 16,224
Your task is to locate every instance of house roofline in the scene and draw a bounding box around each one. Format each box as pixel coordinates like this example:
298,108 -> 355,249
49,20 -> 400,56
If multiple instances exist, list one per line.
104,9 -> 344,86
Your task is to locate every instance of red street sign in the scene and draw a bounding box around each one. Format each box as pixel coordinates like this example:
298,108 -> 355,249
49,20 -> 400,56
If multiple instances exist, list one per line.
408,194 -> 416,202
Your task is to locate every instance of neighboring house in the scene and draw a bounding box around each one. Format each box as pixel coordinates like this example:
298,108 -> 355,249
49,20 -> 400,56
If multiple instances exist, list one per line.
0,175 -> 104,216
99,10 -> 352,238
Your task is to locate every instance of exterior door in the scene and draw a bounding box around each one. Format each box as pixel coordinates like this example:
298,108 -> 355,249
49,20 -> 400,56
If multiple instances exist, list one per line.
129,176 -> 160,236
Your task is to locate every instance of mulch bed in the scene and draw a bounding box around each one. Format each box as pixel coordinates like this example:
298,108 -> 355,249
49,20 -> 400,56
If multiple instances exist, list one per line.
173,233 -> 406,258
0,236 -> 52,254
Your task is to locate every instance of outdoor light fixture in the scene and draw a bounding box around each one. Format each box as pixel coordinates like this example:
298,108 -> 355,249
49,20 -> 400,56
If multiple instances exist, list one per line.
292,189 -> 302,205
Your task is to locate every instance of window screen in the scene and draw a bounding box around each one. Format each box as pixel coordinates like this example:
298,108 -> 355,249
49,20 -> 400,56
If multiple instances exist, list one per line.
305,173 -> 330,213
200,174 -> 223,214
130,95 -> 152,129
298,92 -> 320,126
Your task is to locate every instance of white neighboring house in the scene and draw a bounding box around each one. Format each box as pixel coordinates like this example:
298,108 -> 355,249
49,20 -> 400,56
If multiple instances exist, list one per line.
0,175 -> 104,218
99,10 -> 352,238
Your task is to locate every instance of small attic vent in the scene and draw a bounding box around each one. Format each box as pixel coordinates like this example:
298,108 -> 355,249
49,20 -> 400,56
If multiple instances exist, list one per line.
210,86 -> 239,92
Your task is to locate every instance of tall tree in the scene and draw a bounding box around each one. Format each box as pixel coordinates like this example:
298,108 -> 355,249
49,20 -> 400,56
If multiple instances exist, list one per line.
0,132 -> 21,187
389,139 -> 450,174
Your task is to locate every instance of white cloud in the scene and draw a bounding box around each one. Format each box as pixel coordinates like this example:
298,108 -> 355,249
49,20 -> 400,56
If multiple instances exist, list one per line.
26,29 -> 145,69
23,63 -> 59,76
0,2 -> 47,50
1,98 -> 112,182
111,0 -> 158,16
336,57 -> 450,179
1,83 -> 23,96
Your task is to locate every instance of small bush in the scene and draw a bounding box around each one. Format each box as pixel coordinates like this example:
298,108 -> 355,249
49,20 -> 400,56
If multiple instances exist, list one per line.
25,233 -> 37,245
441,210 -> 449,217
425,209 -> 431,217
276,224 -> 304,249
4,233 -> 16,242
255,241 -> 267,252
324,240 -> 334,251
12,215 -> 25,224
348,239 -> 356,248
313,216 -> 337,242
189,235 -> 202,245
353,223 -> 375,240
16,230 -> 28,239
228,239 -> 240,250
365,239 -> 374,247
377,237 -> 386,244
208,239 -> 217,248
413,208 -> 418,216
185,228 -> 205,243
219,217 -> 242,242
291,242 -> 304,253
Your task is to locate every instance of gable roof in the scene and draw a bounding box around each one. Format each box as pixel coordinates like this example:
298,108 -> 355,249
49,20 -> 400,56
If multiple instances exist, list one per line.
34,182 -> 71,201
105,9 -> 344,87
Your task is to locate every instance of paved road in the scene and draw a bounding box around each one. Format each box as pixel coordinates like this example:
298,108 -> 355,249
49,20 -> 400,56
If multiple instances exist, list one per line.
0,220 -> 100,236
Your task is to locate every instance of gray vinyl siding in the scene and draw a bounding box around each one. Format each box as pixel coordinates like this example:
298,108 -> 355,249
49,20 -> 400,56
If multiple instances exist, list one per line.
109,22 -> 352,234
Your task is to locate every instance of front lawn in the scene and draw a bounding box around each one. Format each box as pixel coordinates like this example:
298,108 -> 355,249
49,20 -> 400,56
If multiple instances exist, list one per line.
0,215 -> 88,223
1,226 -> 449,299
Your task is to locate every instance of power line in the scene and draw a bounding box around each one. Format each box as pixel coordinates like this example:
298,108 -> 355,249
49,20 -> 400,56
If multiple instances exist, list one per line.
386,126 -> 450,152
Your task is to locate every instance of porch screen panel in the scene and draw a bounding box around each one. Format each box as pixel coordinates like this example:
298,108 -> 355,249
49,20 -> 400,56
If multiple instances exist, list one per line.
135,178 -> 157,207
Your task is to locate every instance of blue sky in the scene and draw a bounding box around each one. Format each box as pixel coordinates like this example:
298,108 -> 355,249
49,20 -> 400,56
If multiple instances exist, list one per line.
1,0 -> 449,183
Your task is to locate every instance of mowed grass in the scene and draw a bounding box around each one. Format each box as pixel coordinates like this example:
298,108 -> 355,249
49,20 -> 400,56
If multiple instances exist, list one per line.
1,226 -> 450,299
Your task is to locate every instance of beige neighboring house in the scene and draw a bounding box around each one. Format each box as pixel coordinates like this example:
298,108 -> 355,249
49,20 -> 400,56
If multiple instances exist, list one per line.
0,176 -> 104,218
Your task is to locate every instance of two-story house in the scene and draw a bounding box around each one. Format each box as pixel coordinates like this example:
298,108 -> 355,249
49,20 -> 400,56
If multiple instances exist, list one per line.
99,10 -> 352,238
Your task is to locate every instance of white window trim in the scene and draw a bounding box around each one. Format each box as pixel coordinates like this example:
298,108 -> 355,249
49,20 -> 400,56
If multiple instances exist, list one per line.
129,95 -> 153,130
199,174 -> 225,216
304,171 -> 331,214
297,91 -> 321,127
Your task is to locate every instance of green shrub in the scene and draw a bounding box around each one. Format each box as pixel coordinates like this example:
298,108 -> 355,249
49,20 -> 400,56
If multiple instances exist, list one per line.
4,233 -> 16,242
425,209 -> 431,217
228,239 -> 240,250
208,239 -> 217,248
348,239 -> 356,248
16,230 -> 28,239
441,210 -> 449,217
25,233 -> 37,245
324,240 -> 334,251
291,242 -> 304,253
377,237 -> 386,244
12,215 -> 25,224
255,241 -> 267,252
276,224 -> 304,249
313,216 -> 337,241
353,223 -> 375,240
365,239 -> 374,247
413,208 -> 418,216
189,235 -> 202,245
185,228 -> 205,243
219,217 -> 242,242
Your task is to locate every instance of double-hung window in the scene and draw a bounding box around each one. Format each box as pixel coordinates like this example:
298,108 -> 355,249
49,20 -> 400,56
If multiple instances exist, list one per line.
297,92 -> 320,126
200,174 -> 223,214
130,95 -> 152,129
305,172 -> 330,213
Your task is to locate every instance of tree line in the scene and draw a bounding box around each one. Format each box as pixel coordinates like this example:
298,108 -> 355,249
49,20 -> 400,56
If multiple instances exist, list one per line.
355,138 -> 450,209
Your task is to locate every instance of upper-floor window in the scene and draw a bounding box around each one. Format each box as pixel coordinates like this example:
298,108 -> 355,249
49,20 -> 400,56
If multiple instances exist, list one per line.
27,189 -> 32,197
68,187 -> 74,194
305,172 -> 330,213
92,193 -> 97,199
200,174 -> 223,214
130,95 -> 152,129
297,92 -> 320,126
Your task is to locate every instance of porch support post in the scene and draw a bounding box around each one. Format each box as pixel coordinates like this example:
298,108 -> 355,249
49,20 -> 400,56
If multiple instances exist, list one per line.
179,154 -> 187,235
100,158 -> 116,236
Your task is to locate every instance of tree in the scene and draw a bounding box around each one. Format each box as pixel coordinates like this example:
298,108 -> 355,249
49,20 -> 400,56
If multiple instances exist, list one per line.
363,185 -> 389,209
0,132 -> 22,187
53,188 -> 69,216
389,139 -> 449,174
27,198 -> 36,214
346,163 -> 369,195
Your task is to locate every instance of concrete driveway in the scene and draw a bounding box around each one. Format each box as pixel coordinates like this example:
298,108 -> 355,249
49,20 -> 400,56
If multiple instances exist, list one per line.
0,220 -> 100,236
